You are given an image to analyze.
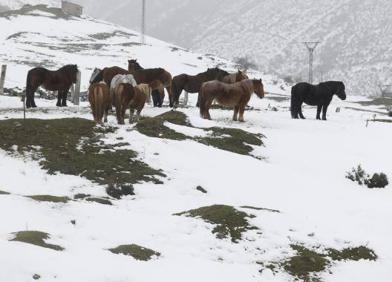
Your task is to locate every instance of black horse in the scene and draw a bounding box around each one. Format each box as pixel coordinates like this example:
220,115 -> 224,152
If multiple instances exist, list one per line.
26,65 -> 78,108
291,81 -> 346,120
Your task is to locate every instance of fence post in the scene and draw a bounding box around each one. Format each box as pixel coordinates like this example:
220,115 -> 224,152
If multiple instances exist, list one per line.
0,65 -> 7,95
183,91 -> 189,106
72,70 -> 81,105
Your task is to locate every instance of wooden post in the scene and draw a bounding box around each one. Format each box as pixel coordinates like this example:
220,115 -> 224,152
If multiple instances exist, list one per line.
72,70 -> 81,105
0,65 -> 7,95
183,91 -> 189,106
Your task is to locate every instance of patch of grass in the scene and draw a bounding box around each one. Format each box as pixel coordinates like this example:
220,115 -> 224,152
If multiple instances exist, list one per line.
0,190 -> 10,195
346,165 -> 389,188
278,244 -> 378,281
356,97 -> 392,107
175,205 -> 257,243
240,206 -> 280,213
136,112 -> 188,140
327,246 -> 377,261
136,111 -> 265,157
197,127 -> 264,156
0,119 -> 165,197
86,197 -> 113,206
28,195 -> 70,203
109,244 -> 160,261
73,193 -> 91,200
283,245 -> 329,281
11,231 -> 64,251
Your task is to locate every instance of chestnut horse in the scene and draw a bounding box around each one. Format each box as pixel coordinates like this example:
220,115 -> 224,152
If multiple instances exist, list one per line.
199,79 -> 265,122
25,64 -> 78,108
172,67 -> 229,107
88,82 -> 111,124
128,59 -> 173,107
114,83 -> 151,124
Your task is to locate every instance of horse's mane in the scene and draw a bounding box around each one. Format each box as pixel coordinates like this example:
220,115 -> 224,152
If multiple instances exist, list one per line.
59,64 -> 78,73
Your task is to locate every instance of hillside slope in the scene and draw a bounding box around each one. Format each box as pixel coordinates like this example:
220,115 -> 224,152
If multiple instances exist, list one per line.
0,4 -> 278,94
75,0 -> 392,97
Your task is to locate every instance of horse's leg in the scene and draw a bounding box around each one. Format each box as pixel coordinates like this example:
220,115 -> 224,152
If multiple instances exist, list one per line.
56,91 -> 62,107
322,104 -> 329,120
206,98 -> 213,120
129,108 -> 135,124
239,105 -> 246,122
299,107 -> 306,119
316,105 -> 322,120
104,107 -> 109,123
62,89 -> 69,107
166,83 -> 173,108
233,105 -> 239,121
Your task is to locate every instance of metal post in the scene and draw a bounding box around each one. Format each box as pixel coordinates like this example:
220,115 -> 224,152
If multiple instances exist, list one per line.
303,42 -> 320,84
141,0 -> 146,44
0,65 -> 7,95
183,91 -> 189,106
73,70 -> 81,105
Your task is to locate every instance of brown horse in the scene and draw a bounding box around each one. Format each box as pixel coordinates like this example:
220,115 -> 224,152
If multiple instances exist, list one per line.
199,79 -> 265,122
114,83 -> 151,124
90,66 -> 129,86
128,59 -> 173,107
172,68 -> 230,107
25,64 -> 78,108
88,82 -> 111,124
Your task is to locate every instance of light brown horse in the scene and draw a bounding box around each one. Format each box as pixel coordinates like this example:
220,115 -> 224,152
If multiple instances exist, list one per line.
88,82 -> 111,124
128,60 -> 173,107
199,79 -> 265,122
114,83 -> 151,124
221,70 -> 248,84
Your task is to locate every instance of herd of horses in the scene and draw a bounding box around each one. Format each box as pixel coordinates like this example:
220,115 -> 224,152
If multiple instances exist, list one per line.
24,61 -> 347,124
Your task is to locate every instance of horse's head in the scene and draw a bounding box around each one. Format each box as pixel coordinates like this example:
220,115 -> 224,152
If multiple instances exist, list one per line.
336,82 -> 346,100
253,79 -> 265,98
128,59 -> 143,72
89,68 -> 102,84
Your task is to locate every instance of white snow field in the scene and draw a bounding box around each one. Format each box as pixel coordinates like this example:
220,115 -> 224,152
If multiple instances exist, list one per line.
0,4 -> 392,282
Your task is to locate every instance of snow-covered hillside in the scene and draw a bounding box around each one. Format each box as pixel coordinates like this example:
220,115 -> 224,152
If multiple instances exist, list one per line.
1,4 -> 392,282
75,0 -> 392,97
0,4 -> 280,94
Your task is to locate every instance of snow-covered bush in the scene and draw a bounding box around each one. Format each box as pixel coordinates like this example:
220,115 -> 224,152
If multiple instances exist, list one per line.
346,165 -> 389,189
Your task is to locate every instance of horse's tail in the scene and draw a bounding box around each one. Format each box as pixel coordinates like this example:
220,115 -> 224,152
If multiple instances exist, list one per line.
290,85 -> 299,119
95,85 -> 104,123
199,84 -> 206,117
115,84 -> 125,123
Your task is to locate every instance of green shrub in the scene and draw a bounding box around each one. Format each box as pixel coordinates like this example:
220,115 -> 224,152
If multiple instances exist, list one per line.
346,165 -> 389,189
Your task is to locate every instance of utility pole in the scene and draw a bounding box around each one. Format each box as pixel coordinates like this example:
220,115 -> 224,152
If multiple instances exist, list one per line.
141,0 -> 146,44
303,41 -> 320,84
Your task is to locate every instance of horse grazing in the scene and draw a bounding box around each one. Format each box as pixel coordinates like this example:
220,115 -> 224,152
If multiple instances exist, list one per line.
291,81 -> 346,120
25,64 -> 78,108
172,68 -> 229,107
128,59 -> 173,107
199,79 -> 265,122
88,82 -> 111,124
114,83 -> 151,124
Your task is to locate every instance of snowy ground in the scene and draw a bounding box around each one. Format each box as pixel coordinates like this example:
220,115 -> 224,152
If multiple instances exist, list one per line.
0,4 -> 391,282
0,92 -> 391,282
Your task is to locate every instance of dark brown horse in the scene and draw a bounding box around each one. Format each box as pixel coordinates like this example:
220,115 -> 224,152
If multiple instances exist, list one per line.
25,64 -> 78,108
90,66 -> 129,86
199,79 -> 265,122
172,68 -> 230,107
88,82 -> 111,124
128,59 -> 173,107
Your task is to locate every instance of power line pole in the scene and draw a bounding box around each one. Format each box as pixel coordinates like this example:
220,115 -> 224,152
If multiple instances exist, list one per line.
141,0 -> 146,44
303,41 -> 320,84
